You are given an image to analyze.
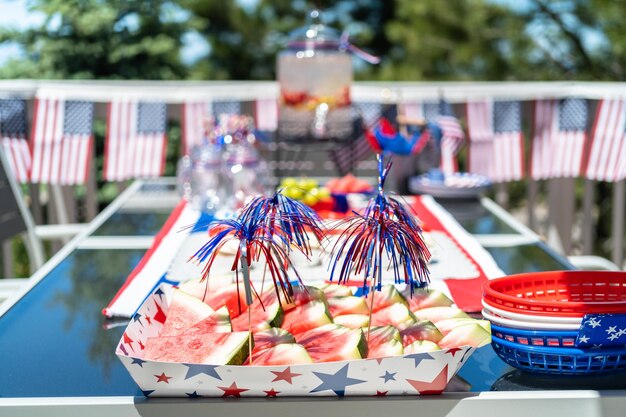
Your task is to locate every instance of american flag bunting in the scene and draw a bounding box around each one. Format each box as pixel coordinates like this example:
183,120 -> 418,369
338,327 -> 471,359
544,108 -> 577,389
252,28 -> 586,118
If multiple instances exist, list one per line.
0,98 -> 31,183
585,98 -> 626,182
30,98 -> 94,185
466,100 -> 524,182
531,98 -> 588,179
254,98 -> 278,132
182,101 -> 212,155
105,101 -> 167,181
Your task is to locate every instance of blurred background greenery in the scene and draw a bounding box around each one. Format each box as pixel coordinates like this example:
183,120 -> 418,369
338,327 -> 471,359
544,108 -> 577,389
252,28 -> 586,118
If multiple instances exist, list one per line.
0,0 -> 624,276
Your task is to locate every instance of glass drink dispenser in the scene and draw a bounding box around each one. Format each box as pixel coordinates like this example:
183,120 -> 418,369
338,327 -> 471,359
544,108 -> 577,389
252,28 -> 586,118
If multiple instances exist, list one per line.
277,10 -> 354,140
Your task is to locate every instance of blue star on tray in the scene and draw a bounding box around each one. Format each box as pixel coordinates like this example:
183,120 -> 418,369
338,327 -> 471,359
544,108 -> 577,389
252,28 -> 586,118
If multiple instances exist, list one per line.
154,288 -> 165,299
131,358 -> 146,367
186,391 -> 202,398
141,390 -> 155,397
310,364 -> 366,397
184,364 -> 221,381
380,371 -> 396,383
132,313 -> 142,323
405,353 -> 434,368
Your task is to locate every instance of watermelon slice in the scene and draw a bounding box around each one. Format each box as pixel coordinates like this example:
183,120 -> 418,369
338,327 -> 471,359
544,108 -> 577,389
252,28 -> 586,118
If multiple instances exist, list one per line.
435,318 -> 491,336
402,287 -> 453,312
366,326 -> 403,359
296,324 -> 367,362
231,289 -> 283,333
413,306 -> 470,324
144,331 -> 250,365
370,303 -> 417,330
179,280 -> 248,318
317,283 -> 353,298
281,301 -> 332,335
185,306 -> 232,334
400,320 -> 443,346
364,285 -> 408,313
250,343 -> 313,365
328,296 -> 369,317
333,314 -> 370,329
287,285 -> 328,309
439,323 -> 491,349
404,340 -> 441,354
160,290 -> 215,337
252,328 -> 295,354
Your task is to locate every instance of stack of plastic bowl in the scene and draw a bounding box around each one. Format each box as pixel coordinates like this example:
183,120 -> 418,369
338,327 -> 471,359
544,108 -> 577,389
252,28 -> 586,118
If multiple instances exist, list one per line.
482,271 -> 626,375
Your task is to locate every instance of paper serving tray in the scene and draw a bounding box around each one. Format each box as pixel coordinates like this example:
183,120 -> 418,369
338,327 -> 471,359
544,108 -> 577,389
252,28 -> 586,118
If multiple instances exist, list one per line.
116,284 -> 475,397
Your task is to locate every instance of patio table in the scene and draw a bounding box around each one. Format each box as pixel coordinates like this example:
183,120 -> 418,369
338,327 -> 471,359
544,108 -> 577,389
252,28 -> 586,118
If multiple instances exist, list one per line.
1,178 -> 625,417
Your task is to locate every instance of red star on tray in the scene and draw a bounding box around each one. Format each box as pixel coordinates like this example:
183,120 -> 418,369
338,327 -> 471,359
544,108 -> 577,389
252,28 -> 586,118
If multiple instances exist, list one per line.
153,303 -> 167,324
445,347 -> 463,357
374,390 -> 388,396
219,382 -> 249,398
123,332 -> 133,345
271,367 -> 302,384
154,372 -> 172,384
405,365 -> 448,395
138,340 -> 145,350
145,316 -> 152,325
264,388 -> 280,397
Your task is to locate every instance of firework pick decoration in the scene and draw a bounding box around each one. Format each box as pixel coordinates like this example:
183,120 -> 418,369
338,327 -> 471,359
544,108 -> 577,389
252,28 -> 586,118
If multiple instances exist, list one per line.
329,154 -> 431,338
192,191 -> 325,364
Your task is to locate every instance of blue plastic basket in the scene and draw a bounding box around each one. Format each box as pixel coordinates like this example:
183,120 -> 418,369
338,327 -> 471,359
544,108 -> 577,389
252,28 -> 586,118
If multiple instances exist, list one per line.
491,323 -> 579,348
491,335 -> 626,375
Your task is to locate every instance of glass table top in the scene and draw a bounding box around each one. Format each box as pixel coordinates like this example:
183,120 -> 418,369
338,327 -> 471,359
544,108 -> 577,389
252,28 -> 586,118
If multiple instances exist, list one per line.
435,198 -> 519,235
484,242 -> 573,275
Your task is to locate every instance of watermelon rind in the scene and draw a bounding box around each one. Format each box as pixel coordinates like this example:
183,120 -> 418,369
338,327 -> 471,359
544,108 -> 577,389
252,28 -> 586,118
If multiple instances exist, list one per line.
251,343 -> 313,365
316,283 -> 354,298
296,324 -> 368,362
185,305 -> 232,334
371,303 -> 417,330
413,306 -> 470,324
333,314 -> 370,329
367,338 -> 404,359
439,323 -> 491,349
281,300 -> 333,334
435,318 -> 491,336
400,320 -> 444,346
252,328 -> 296,353
364,284 -> 409,313
328,296 -> 370,317
403,287 -> 454,312
404,340 -> 441,354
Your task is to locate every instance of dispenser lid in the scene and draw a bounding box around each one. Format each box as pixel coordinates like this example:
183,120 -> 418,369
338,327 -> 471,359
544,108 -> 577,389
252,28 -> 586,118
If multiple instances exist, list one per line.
287,10 -> 342,50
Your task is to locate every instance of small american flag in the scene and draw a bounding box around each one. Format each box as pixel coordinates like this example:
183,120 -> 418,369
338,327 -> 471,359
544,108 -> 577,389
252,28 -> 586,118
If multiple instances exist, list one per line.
105,101 -> 167,181
404,100 -> 465,174
254,98 -> 278,132
531,98 -> 588,179
30,99 -> 94,185
585,98 -> 626,182
0,98 -> 30,183
182,101 -> 212,155
466,100 -> 524,182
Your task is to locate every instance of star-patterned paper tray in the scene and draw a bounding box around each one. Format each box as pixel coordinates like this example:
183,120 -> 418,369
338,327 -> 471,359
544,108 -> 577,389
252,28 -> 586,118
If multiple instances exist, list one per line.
116,284 -> 475,397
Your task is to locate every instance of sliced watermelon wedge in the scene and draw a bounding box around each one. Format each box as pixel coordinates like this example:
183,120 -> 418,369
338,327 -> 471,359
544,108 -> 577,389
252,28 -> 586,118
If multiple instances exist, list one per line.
364,284 -> 408,313
231,289 -> 283,333
413,306 -> 470,324
317,283 -> 353,298
435,318 -> 491,336
402,287 -> 453,312
250,343 -> 313,366
439,323 -> 491,349
185,306 -> 232,334
328,296 -> 369,317
296,324 -> 367,362
400,320 -> 444,346
370,303 -> 417,330
160,290 -> 215,337
404,340 -> 441,354
333,314 -> 370,329
285,285 -> 328,309
144,331 -> 250,365
252,328 -> 295,354
281,301 -> 332,335
179,280 -> 248,319
366,326 -> 403,359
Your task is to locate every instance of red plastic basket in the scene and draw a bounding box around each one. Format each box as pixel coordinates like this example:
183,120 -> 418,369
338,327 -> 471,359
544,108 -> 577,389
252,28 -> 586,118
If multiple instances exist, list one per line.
483,271 -> 626,317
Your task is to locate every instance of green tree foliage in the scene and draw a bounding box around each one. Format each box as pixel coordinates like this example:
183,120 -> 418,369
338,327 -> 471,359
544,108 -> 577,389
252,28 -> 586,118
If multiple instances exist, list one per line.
0,0 -> 188,79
